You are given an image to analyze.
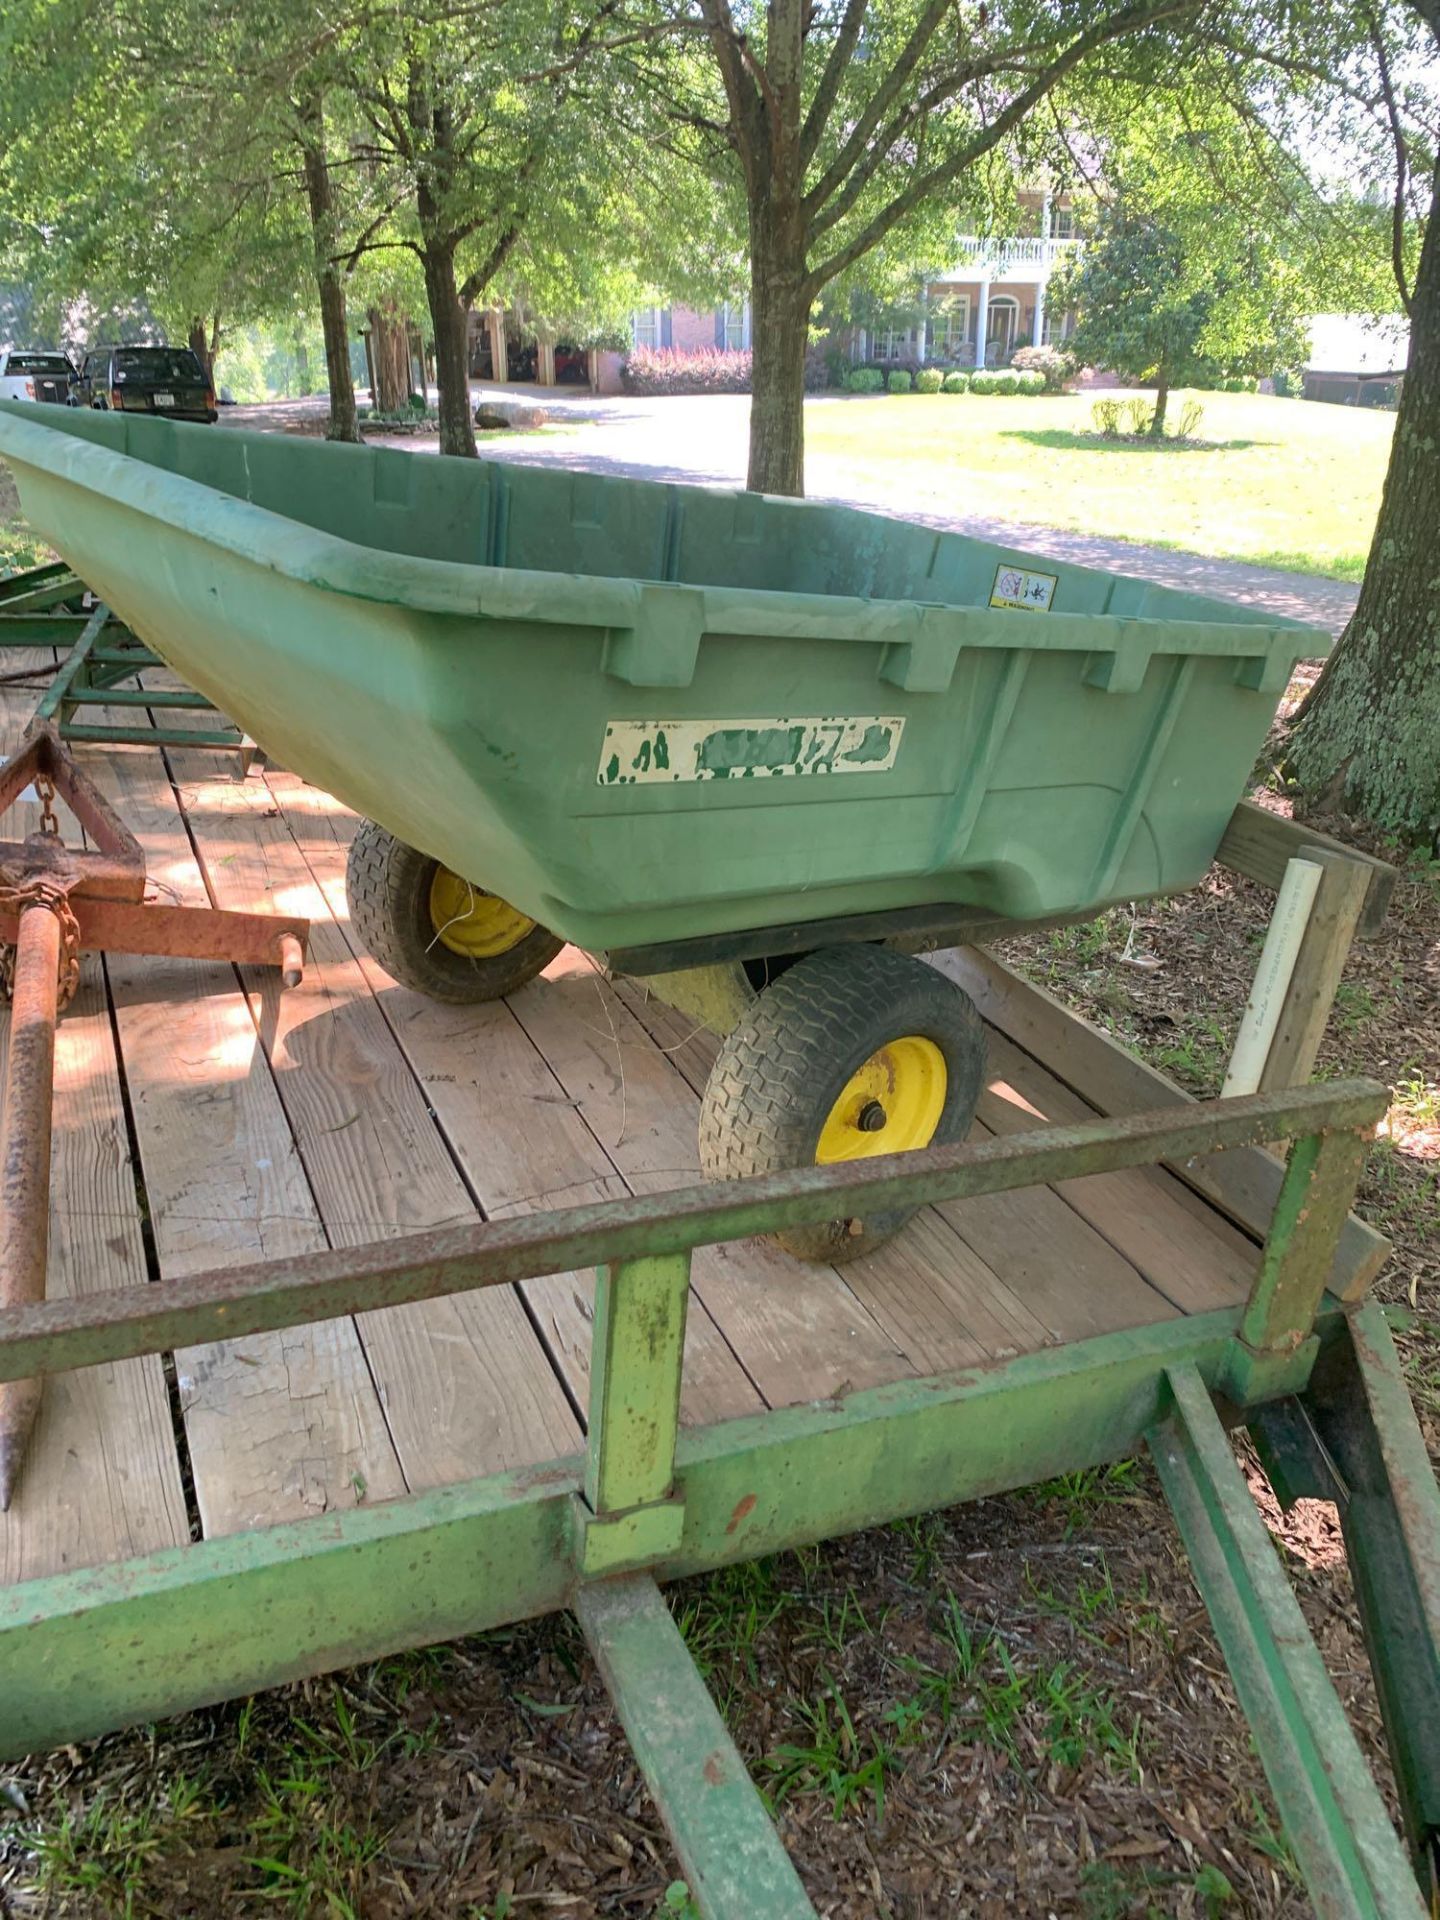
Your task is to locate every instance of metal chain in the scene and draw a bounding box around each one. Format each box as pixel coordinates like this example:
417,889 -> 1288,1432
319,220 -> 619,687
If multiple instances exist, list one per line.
0,882 -> 82,1011
34,773 -> 59,840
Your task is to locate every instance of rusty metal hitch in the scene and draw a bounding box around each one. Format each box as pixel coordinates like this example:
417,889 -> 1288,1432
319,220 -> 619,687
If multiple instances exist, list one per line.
0,725 -> 309,1508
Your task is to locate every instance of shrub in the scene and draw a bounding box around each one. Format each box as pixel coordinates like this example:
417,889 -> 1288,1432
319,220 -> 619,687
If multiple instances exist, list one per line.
1173,399 -> 1205,439
990,372 -> 1019,395
1271,367 -> 1303,398
621,346 -> 752,396
1009,345 -> 1075,393
969,369 -> 997,394
1219,374 -> 1257,393
1013,370 -> 1046,395
887,368 -> 913,393
1091,398 -> 1122,436
942,370 -> 970,393
845,367 -> 885,393
914,367 -> 944,394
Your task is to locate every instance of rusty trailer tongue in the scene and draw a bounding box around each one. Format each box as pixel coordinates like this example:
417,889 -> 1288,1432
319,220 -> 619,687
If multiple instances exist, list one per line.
0,724 -> 308,1507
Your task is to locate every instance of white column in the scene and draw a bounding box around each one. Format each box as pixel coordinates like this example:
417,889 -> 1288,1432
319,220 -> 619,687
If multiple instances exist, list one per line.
916,287 -> 928,363
1033,280 -> 1046,347
1041,192 -> 1053,239
975,278 -> 990,369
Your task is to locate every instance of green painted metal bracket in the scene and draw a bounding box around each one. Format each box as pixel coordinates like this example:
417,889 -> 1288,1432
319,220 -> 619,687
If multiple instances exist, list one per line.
1241,1129 -> 1371,1356
576,1574 -> 817,1919
577,1253 -> 690,1577
1151,1364 -> 1426,1919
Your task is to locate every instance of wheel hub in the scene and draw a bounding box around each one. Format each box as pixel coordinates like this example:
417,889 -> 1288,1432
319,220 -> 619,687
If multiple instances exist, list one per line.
428,867 -> 535,958
815,1036 -> 948,1164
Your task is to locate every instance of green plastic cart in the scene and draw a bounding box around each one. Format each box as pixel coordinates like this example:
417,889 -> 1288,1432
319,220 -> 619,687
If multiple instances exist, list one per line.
0,402 -> 1320,1258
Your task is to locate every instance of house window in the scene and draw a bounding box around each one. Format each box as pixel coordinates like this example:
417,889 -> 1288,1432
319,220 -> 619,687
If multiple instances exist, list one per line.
872,326 -> 917,362
1050,206 -> 1074,240
720,301 -> 749,350
631,308 -> 661,350
926,299 -> 969,361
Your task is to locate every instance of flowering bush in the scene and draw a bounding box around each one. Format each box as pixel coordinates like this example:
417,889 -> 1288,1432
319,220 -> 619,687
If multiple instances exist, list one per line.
942,371 -> 970,393
621,347 -> 752,395
914,367 -> 945,394
887,368 -> 913,393
1009,345 -> 1075,392
846,367 -> 885,393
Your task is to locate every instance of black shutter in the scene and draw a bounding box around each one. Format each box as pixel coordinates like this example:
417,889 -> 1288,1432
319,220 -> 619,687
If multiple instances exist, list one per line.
660,309 -> 673,348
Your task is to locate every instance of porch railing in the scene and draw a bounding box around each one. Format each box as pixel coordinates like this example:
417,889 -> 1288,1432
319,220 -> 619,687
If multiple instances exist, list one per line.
950,235 -> 1081,277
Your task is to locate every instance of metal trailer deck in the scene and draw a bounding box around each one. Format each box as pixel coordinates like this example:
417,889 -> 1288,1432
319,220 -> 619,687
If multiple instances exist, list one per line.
0,689 -> 1435,1918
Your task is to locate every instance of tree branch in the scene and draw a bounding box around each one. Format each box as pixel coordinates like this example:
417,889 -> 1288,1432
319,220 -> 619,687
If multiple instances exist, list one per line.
802,0 -> 953,219
800,0 -> 869,163
807,0 -> 1199,292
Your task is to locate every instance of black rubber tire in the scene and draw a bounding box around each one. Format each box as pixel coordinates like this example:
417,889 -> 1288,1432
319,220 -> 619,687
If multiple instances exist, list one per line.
345,818 -> 562,1004
698,946 -> 986,1263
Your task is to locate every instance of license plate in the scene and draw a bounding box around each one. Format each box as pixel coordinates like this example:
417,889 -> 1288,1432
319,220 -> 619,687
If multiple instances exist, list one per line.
153,392 -> 175,408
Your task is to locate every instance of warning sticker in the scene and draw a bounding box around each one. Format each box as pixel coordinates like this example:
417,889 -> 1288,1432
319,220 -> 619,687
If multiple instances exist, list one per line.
990,564 -> 1058,613
598,716 -> 905,786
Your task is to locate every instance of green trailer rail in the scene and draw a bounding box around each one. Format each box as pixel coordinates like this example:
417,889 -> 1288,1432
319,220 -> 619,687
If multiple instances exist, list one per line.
0,561 -> 253,756
0,1074 -> 1436,1918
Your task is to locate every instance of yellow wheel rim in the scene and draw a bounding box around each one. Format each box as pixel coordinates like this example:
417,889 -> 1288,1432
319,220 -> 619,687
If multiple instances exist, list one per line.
428,867 -> 535,959
815,1035 -> 948,1164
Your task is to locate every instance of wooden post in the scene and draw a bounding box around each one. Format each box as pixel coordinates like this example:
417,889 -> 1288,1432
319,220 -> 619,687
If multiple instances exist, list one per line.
1258,848 -> 1374,1091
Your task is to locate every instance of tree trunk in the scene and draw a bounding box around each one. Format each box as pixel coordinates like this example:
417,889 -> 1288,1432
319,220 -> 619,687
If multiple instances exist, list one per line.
297,93 -> 359,443
367,304 -> 411,412
746,207 -> 810,495
1149,374 -> 1169,438
188,318 -> 215,384
419,235 -> 476,457
1291,159 -> 1440,839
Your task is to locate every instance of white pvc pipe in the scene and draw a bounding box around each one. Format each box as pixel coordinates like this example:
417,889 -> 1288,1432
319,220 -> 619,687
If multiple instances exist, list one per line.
1221,856 -> 1324,1097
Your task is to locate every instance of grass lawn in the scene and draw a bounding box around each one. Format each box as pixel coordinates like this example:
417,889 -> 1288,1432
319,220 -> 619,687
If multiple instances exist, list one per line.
805,388 -> 1391,582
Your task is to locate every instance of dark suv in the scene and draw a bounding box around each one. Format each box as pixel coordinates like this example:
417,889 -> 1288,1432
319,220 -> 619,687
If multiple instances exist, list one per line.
71,345 -> 218,423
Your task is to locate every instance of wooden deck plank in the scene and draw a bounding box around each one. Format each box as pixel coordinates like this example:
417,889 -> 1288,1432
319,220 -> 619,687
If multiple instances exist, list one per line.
506,954 -> 914,1408
90,737 -> 407,1536
980,1033 -> 1255,1314
265,773 -> 761,1430
929,946 -> 1390,1293
0,670 -> 189,1580
163,749 -> 581,1485
618,981 -> 1175,1353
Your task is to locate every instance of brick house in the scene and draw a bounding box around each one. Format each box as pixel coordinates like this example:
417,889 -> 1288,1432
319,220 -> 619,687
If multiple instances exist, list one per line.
854,193 -> 1080,368
627,194 -> 1078,372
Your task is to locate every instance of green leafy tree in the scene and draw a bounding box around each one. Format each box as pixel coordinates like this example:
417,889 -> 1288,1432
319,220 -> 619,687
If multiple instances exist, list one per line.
1052,114 -> 1322,435
621,0 -> 1249,495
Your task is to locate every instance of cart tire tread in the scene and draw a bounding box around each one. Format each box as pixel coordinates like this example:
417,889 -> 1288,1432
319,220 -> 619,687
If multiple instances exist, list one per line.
699,946 -> 986,1262
346,818 -> 562,1005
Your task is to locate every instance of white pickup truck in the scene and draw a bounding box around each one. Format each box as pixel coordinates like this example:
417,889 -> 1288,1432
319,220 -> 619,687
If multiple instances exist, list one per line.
0,348 -> 74,406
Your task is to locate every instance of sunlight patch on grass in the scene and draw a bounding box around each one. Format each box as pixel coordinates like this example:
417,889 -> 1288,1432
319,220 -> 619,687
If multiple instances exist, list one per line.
805,389 -> 1391,581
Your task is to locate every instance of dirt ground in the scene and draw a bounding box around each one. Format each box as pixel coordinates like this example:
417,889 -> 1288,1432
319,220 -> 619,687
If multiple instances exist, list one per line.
0,483 -> 1435,1918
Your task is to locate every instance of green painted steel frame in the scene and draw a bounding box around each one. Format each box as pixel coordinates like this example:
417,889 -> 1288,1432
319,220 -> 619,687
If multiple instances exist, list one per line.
1,1070 -> 1435,1920
0,563 -> 248,753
